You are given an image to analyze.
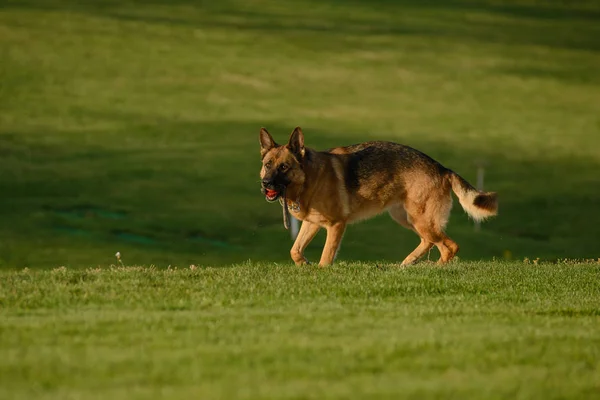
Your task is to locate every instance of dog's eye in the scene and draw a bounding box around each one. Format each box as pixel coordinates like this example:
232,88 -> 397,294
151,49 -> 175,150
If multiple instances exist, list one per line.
280,164 -> 289,172
265,162 -> 272,170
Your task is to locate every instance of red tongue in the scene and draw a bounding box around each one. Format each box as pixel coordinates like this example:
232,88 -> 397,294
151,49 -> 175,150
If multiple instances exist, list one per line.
266,189 -> 278,197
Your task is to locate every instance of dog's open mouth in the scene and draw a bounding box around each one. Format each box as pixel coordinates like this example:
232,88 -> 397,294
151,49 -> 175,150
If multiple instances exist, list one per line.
265,189 -> 280,202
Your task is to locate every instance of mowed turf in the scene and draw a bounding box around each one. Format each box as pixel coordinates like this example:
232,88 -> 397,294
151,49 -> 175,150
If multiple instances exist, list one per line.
1,261 -> 599,399
1,0 -> 599,268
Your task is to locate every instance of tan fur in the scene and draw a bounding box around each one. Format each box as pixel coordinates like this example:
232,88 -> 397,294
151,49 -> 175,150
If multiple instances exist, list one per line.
259,127 -> 498,266
331,157 -> 351,217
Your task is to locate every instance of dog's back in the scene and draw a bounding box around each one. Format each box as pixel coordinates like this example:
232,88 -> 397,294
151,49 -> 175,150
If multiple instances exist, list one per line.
328,141 -> 448,192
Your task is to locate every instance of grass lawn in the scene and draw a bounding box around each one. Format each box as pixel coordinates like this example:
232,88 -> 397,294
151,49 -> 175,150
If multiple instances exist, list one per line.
1,0 -> 599,268
1,2 -> 599,398
1,261 -> 599,399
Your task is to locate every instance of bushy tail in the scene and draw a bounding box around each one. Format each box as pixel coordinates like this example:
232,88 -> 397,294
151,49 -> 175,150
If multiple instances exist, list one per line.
447,170 -> 498,222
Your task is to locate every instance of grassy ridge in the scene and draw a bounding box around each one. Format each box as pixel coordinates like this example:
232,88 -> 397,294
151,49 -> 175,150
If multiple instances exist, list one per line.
1,261 -> 599,399
1,0 -> 600,268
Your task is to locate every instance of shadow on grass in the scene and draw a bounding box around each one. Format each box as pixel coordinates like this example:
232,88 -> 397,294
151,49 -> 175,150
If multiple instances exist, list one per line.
1,116 -> 599,266
3,0 -> 600,53
346,0 -> 600,21
1,0 -> 599,265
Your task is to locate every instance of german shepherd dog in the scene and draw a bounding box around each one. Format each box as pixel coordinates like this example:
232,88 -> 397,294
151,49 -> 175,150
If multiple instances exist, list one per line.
259,127 -> 498,266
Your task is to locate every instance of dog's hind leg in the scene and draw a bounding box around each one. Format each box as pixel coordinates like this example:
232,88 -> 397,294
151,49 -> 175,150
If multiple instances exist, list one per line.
408,218 -> 450,264
291,221 -> 321,265
401,238 -> 434,266
389,205 -> 433,265
430,193 -> 459,264
404,193 -> 459,265
441,237 -> 459,263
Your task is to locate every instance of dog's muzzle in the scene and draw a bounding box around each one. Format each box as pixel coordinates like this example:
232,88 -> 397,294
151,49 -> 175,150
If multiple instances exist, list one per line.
261,180 -> 284,203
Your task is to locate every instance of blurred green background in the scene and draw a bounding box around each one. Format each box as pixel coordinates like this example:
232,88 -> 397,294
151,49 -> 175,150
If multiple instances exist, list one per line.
1,0 -> 599,268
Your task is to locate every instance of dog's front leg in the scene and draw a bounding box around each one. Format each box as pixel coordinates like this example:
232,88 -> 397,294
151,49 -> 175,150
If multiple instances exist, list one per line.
290,220 -> 321,265
319,222 -> 347,266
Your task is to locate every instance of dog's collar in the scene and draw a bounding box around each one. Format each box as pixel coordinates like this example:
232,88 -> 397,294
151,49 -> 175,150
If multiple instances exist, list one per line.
279,197 -> 301,212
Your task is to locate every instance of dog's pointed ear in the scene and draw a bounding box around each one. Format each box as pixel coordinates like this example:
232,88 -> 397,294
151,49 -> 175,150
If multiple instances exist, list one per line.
287,126 -> 305,159
259,127 -> 276,158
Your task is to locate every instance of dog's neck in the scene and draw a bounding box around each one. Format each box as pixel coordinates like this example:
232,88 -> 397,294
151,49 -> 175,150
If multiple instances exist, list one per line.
279,196 -> 301,212
288,147 -> 325,211
283,185 -> 303,208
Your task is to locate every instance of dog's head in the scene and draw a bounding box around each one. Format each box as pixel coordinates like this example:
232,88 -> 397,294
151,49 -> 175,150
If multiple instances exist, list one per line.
259,127 -> 306,202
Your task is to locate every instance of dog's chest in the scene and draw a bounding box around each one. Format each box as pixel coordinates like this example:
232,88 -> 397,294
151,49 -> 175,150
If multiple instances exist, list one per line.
279,198 -> 301,213
280,198 -> 334,225
288,200 -> 301,213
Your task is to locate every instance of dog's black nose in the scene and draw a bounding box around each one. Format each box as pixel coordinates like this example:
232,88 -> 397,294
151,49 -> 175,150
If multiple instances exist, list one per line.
261,179 -> 271,187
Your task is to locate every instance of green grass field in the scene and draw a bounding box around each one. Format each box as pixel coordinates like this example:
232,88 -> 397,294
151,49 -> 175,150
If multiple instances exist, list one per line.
1,261 -> 599,399
1,1 -> 600,398
1,0 -> 599,268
